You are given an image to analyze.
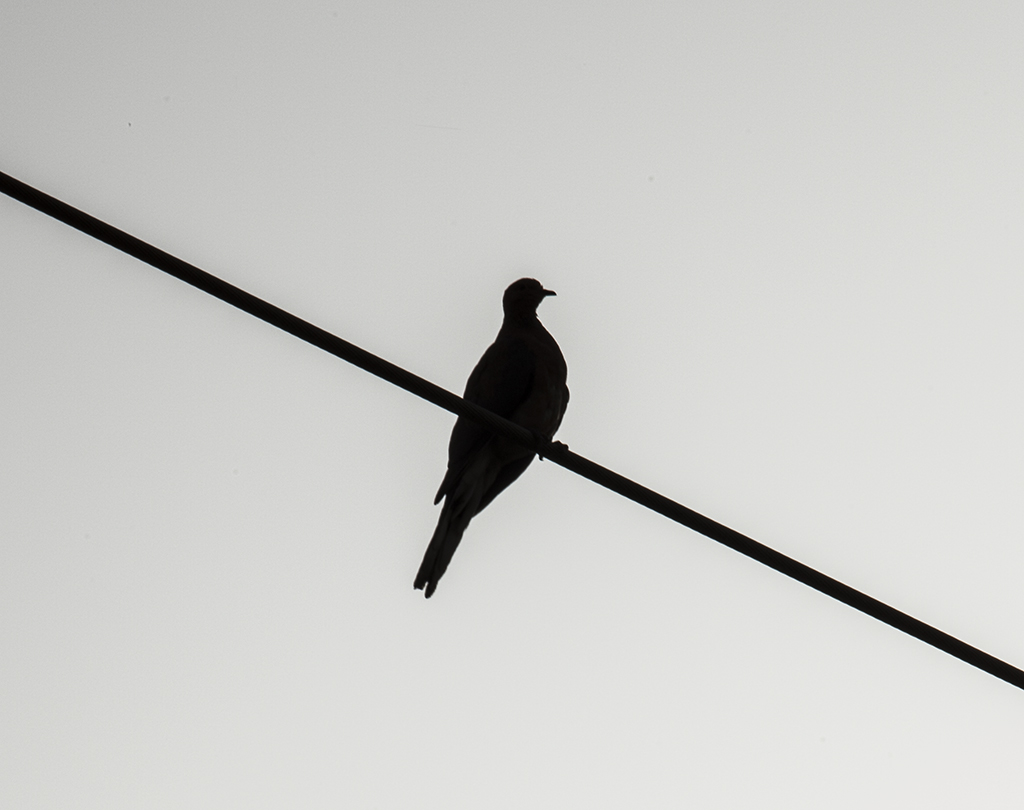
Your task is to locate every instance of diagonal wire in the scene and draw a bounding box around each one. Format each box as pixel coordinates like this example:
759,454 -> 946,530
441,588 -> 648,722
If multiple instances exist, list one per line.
3,168 -> 1022,692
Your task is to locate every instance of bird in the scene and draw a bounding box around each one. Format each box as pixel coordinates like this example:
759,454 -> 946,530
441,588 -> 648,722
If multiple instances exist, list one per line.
414,278 -> 569,598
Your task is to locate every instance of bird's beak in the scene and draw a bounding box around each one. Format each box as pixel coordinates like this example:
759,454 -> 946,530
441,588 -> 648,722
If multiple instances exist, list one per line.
543,289 -> 556,297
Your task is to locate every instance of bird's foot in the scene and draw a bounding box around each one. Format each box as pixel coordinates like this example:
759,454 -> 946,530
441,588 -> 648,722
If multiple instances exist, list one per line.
537,438 -> 569,460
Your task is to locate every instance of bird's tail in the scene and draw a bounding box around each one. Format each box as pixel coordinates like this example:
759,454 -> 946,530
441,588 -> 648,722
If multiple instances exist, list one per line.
414,498 -> 472,597
414,456 -> 497,597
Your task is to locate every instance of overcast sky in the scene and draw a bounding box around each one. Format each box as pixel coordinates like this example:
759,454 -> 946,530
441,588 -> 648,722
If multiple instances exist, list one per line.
3,2 -> 1024,807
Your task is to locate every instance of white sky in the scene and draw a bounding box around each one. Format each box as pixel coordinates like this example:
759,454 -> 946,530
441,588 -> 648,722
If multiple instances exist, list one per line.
3,2 -> 1024,807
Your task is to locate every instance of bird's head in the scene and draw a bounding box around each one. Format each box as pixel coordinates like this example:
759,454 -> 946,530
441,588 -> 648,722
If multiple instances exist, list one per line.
502,278 -> 556,321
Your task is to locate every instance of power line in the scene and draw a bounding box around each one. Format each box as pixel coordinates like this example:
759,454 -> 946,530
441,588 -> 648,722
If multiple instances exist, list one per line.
3,168 -> 1022,692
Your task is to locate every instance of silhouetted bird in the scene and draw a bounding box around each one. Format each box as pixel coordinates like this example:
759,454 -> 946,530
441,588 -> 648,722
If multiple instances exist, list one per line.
414,278 -> 569,597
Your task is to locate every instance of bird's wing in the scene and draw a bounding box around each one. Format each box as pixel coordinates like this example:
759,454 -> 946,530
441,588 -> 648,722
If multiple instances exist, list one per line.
434,335 -> 536,504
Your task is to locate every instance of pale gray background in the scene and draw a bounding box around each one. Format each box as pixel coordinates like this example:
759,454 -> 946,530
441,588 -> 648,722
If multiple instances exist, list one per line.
3,2 -> 1024,807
